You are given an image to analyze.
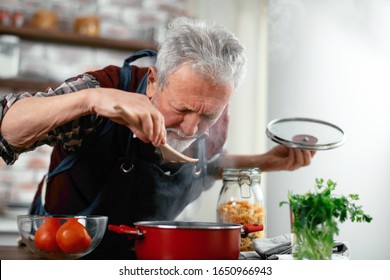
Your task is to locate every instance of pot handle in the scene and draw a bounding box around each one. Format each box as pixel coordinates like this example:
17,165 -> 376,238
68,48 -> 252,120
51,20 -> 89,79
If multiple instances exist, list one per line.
108,224 -> 144,239
241,223 -> 264,238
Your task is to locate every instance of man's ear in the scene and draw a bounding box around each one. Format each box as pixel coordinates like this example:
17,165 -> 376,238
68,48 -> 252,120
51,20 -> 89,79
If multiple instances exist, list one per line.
146,66 -> 158,98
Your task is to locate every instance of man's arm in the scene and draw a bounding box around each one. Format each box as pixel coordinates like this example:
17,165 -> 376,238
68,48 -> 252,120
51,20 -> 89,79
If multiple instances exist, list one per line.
1,87 -> 166,148
215,145 -> 316,179
1,90 -> 91,148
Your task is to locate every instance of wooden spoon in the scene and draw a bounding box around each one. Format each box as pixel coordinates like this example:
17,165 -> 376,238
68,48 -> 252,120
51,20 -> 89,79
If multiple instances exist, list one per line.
115,104 -> 198,163
158,143 -> 198,163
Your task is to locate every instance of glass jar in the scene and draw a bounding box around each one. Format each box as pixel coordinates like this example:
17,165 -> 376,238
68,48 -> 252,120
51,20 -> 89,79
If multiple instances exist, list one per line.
217,168 -> 265,251
0,35 -> 20,78
73,1 -> 100,37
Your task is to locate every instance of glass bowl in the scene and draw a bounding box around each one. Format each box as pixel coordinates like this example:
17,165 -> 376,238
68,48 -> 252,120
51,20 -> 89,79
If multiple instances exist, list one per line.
17,215 -> 108,260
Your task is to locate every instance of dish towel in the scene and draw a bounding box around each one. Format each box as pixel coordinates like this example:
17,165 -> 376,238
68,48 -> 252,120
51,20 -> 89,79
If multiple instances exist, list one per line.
254,234 -> 291,259
239,234 -> 350,260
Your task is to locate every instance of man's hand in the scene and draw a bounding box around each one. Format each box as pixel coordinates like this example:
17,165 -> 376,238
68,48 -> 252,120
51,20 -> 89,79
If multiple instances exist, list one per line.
89,88 -> 166,147
261,145 -> 316,171
218,145 -> 316,178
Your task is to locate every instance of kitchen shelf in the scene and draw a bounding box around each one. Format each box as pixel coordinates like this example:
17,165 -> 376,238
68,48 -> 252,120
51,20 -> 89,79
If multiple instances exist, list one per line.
0,78 -> 58,92
0,25 -> 158,91
0,25 -> 158,51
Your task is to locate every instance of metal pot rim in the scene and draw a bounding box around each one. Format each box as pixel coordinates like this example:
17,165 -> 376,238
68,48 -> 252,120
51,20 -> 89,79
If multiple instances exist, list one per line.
266,117 -> 346,151
134,221 -> 242,230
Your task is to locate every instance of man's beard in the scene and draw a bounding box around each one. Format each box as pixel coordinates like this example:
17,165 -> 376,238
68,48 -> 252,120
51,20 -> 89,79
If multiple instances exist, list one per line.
166,128 -> 198,152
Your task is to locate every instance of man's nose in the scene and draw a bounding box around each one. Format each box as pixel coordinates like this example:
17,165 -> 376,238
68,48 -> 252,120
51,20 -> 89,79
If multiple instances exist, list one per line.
180,113 -> 201,137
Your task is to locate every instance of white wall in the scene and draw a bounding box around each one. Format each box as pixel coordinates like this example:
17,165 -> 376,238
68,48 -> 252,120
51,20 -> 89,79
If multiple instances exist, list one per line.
267,0 -> 390,260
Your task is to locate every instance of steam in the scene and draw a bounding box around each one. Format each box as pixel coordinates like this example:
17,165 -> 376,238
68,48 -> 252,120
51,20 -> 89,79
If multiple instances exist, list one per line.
268,0 -> 370,61
268,0 -> 305,60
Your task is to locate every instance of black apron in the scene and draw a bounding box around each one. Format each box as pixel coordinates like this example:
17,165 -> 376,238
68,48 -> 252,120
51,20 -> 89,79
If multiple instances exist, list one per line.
29,50 -> 209,259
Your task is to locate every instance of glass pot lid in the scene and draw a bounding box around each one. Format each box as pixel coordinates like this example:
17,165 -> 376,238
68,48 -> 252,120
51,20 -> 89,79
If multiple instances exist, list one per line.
266,117 -> 346,151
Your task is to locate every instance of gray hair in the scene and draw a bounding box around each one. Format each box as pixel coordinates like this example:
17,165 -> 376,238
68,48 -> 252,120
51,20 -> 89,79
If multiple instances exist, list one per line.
155,17 -> 247,91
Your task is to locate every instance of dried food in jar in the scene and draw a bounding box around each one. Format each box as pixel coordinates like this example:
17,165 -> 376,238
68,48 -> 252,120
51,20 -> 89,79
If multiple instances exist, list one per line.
30,10 -> 58,30
217,200 -> 265,251
74,16 -> 100,37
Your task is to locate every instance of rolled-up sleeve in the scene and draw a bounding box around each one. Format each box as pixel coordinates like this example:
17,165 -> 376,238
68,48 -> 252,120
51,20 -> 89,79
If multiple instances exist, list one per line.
0,74 -> 103,165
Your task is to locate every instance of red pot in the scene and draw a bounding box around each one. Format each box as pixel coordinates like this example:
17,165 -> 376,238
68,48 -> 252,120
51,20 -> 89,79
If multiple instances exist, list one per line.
108,221 -> 263,260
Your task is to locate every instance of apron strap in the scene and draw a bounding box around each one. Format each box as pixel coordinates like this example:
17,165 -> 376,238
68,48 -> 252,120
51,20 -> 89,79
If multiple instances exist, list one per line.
120,132 -> 137,173
193,135 -> 207,177
120,49 -> 157,92
119,49 -> 156,171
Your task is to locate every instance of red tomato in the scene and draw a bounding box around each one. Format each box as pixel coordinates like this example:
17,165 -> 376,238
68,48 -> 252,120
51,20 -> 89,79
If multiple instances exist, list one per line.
56,218 -> 92,254
34,218 -> 62,253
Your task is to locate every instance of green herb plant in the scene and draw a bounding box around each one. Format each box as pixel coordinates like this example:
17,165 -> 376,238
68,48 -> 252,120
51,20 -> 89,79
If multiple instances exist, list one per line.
280,178 -> 372,260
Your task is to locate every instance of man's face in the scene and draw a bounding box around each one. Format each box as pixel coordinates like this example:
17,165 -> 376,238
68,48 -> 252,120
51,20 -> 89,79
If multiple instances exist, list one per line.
147,64 -> 233,152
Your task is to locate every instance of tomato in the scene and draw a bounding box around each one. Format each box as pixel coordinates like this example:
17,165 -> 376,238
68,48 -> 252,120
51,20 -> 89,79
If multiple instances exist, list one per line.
56,218 -> 92,254
34,218 -> 62,253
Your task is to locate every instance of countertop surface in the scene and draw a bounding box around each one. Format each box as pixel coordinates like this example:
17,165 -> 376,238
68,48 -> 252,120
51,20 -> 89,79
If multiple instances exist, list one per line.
0,245 -> 254,260
0,245 -> 138,260
0,245 -> 40,260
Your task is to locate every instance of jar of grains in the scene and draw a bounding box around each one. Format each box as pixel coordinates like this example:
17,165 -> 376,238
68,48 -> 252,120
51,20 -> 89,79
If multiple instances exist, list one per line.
217,168 -> 265,251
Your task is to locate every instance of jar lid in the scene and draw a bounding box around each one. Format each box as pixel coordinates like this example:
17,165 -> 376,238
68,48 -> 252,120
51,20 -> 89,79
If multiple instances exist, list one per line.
266,117 -> 346,151
223,168 -> 261,181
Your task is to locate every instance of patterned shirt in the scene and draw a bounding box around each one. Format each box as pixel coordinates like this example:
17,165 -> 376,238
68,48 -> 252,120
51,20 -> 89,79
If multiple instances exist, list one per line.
0,74 -> 104,165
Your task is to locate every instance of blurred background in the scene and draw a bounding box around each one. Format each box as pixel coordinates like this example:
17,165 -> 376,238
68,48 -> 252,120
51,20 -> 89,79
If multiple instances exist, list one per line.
1,0 -> 389,259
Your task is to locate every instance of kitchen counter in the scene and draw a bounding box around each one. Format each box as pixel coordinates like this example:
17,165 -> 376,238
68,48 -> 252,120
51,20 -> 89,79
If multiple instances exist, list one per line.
0,245 -> 138,260
0,245 -> 40,260
0,245 -> 255,260
0,244 -> 349,260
